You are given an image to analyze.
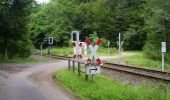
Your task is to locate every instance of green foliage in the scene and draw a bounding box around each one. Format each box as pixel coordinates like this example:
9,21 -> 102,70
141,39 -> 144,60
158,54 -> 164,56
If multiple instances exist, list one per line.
28,0 -> 170,61
0,54 -> 45,63
44,47 -> 73,56
29,0 -> 147,49
29,0 -> 77,47
143,0 -> 170,61
122,52 -> 170,71
41,47 -> 117,56
124,29 -> 146,50
54,69 -> 170,100
0,0 -> 35,57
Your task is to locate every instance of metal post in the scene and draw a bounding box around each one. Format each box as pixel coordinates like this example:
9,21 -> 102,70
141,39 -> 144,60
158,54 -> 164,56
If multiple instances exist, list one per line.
162,52 -> 165,71
85,74 -> 88,80
78,62 -> 81,76
118,33 -> 121,59
68,60 -> 71,70
85,64 -> 88,80
40,44 -> 42,59
73,61 -> 75,73
92,74 -> 94,81
50,45 -> 51,62
161,42 -> 166,71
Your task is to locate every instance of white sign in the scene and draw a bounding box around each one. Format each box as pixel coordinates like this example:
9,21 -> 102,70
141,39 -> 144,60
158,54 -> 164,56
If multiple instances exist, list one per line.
74,42 -> 87,56
89,44 -> 99,60
85,65 -> 100,75
48,37 -> 53,45
71,31 -> 79,42
73,42 -> 82,59
161,42 -> 166,53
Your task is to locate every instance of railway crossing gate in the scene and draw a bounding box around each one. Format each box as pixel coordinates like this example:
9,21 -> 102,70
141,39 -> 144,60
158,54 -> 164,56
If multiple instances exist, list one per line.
70,31 -> 102,81
85,37 -> 102,80
71,31 -> 87,60
85,38 -> 102,64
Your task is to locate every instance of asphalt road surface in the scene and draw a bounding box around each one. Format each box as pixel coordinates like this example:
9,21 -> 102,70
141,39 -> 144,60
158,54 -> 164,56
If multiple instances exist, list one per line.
0,60 -> 75,100
0,53 -> 135,100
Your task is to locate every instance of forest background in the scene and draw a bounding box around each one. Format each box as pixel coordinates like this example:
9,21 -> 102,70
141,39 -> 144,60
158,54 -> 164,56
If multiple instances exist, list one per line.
0,0 -> 170,62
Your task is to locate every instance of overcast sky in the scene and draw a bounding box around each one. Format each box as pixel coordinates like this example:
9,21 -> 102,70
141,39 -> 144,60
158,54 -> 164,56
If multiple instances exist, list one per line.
36,0 -> 50,3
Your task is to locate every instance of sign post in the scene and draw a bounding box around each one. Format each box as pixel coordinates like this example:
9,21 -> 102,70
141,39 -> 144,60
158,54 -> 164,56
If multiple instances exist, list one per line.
85,37 -> 102,81
48,37 -> 53,61
161,42 -> 166,71
71,31 -> 83,76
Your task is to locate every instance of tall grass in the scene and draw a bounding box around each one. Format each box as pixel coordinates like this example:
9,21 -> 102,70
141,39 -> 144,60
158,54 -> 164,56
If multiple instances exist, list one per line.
122,52 -> 170,71
0,54 -> 45,63
54,70 -> 170,100
42,47 -> 118,56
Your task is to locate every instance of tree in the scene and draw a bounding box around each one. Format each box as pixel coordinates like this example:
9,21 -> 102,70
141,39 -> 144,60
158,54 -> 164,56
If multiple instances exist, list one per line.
29,0 -> 77,47
0,0 -> 35,57
143,0 -> 170,61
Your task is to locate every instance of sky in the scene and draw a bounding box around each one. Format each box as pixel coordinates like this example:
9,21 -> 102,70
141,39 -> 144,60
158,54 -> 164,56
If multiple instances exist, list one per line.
36,0 -> 50,3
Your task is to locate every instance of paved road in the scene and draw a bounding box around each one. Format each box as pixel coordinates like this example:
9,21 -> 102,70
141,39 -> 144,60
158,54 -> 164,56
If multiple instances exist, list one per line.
0,61 -> 75,100
0,52 -> 135,100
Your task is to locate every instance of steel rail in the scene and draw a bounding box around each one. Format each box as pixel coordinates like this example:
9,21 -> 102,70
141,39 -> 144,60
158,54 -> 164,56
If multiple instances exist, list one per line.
34,53 -> 170,82
102,63 -> 170,82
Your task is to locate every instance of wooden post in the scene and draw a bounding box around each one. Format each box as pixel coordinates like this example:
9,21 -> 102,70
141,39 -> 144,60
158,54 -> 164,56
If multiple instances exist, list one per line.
68,60 -> 71,70
73,61 -> 75,73
85,74 -> 88,81
92,74 -> 94,81
78,62 -> 80,76
85,64 -> 88,80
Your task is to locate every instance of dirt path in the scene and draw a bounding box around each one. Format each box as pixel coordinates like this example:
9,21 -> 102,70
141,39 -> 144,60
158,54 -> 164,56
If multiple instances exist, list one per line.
0,61 -> 75,100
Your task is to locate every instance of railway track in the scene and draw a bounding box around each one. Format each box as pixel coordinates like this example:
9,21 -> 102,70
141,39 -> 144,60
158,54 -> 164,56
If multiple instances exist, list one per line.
34,53 -> 170,82
34,53 -> 72,60
102,63 -> 170,82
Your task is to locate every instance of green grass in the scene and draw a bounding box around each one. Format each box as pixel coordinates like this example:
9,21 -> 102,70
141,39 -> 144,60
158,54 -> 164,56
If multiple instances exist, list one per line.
0,55 -> 46,63
122,52 -> 170,71
54,70 -> 170,100
42,47 -> 117,56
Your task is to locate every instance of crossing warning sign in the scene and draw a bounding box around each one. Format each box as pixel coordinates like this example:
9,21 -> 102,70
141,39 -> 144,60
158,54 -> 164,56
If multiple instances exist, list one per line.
85,38 -> 102,65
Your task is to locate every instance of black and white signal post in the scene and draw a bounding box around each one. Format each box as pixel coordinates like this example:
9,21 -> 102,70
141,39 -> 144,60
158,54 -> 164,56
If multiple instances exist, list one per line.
71,31 -> 82,61
71,31 -> 83,76
161,42 -> 166,71
48,37 -> 53,61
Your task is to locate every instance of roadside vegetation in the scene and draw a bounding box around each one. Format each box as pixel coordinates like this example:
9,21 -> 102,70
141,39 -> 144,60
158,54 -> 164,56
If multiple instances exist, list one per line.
121,52 -> 170,71
1,0 -> 170,63
0,55 -> 46,63
42,47 -> 118,56
54,70 -> 170,100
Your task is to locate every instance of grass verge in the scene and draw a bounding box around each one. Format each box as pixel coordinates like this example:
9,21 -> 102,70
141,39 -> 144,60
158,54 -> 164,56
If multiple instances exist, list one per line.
122,52 -> 170,71
0,56 -> 45,63
42,47 -> 117,56
54,69 -> 170,100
